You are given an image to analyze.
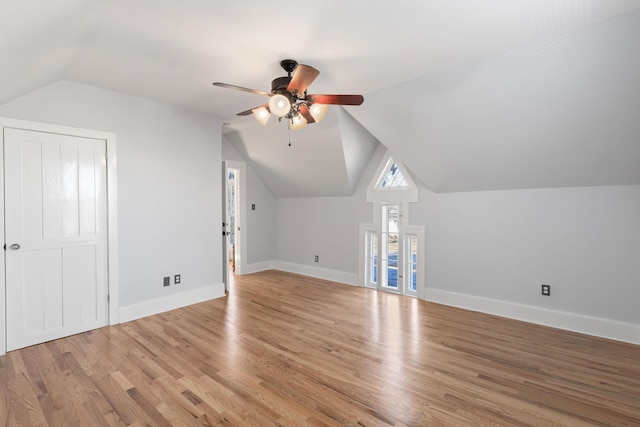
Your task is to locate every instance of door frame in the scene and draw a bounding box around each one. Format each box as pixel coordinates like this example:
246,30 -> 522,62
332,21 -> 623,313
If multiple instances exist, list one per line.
379,202 -> 403,293
222,160 -> 247,283
1,117 -> 119,355
221,161 -> 229,290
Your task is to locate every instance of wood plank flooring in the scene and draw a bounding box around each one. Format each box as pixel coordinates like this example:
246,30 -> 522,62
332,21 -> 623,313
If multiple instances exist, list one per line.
1,270 -> 639,426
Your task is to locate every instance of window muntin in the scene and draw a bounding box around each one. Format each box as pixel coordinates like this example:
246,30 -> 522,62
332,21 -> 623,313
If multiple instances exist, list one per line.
366,230 -> 378,287
380,162 -> 408,188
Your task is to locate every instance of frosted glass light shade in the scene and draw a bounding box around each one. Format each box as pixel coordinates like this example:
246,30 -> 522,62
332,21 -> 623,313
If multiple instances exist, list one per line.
309,103 -> 328,122
268,94 -> 291,117
252,107 -> 270,125
290,114 -> 307,130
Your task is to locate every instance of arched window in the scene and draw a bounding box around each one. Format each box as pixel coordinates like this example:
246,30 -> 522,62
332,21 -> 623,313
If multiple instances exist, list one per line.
359,152 -> 424,298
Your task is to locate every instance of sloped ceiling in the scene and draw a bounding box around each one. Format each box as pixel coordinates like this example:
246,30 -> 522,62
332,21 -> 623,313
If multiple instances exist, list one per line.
349,8 -> 640,192
0,0 -> 117,104
2,0 -> 640,195
224,107 -> 378,198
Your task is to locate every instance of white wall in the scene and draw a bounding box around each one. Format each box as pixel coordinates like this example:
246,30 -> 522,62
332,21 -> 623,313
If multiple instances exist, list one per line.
0,81 -> 223,310
222,137 -> 277,265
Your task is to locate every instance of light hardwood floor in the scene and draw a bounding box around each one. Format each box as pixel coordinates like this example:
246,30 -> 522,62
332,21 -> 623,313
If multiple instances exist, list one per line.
1,270 -> 639,426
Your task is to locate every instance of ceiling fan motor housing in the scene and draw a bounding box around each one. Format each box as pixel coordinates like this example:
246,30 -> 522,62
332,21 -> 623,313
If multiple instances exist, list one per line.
271,58 -> 299,97
271,76 -> 292,94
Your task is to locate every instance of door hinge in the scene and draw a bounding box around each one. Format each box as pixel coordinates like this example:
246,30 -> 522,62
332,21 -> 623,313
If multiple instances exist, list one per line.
3,244 -> 5,251
107,294 -> 110,303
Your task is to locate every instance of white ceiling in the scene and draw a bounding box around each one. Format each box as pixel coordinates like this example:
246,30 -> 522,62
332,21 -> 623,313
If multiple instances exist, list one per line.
226,107 -> 378,198
350,7 -> 640,192
2,0 -> 640,195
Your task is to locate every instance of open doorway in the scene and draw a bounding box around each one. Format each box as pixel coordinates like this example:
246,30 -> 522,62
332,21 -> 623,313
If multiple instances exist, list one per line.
227,168 -> 238,272
222,160 -> 246,292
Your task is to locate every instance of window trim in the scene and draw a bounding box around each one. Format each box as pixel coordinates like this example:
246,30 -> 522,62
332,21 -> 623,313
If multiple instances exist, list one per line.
403,225 -> 425,299
360,150 -> 425,298
366,151 -> 417,203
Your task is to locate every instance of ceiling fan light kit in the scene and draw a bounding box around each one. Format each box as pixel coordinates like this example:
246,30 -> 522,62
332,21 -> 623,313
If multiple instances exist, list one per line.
309,103 -> 328,122
251,106 -> 270,125
213,59 -> 364,130
290,114 -> 308,130
268,94 -> 291,117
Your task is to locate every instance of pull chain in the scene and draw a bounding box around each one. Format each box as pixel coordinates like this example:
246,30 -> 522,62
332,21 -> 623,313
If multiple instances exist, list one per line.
288,122 -> 292,147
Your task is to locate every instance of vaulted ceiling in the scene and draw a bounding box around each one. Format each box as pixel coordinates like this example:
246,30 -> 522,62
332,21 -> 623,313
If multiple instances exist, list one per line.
3,0 -> 640,195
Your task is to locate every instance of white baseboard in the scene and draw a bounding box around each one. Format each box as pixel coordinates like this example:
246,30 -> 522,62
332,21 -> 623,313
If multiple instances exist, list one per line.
243,261 -> 275,275
425,288 -> 640,345
239,260 -> 359,286
271,261 -> 359,286
119,283 -> 226,323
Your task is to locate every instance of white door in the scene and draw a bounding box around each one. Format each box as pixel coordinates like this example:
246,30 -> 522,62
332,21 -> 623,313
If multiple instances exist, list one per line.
4,128 -> 108,351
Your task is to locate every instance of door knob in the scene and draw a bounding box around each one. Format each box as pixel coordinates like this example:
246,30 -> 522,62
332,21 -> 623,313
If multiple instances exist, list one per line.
10,243 -> 20,250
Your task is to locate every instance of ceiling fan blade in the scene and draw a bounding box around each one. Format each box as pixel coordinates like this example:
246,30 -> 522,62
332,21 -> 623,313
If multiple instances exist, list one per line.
237,103 -> 269,116
307,94 -> 364,105
287,64 -> 320,95
213,82 -> 270,96
297,104 -> 316,124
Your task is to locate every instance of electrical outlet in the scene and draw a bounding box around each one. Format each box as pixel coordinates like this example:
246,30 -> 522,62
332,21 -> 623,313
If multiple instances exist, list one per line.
163,276 -> 170,287
174,274 -> 181,284
314,255 -> 319,262
541,284 -> 551,296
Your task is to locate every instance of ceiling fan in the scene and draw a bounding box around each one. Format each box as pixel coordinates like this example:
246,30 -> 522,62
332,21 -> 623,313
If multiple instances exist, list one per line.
213,59 -> 364,129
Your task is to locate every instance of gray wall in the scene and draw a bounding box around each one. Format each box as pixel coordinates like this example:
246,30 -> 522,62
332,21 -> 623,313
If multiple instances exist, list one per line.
274,145 -> 380,273
273,143 -> 640,327
0,81 -> 222,307
421,185 -> 640,325
222,137 -> 277,265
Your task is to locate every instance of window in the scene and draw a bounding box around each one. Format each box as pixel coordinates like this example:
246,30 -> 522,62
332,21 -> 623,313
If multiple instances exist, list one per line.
380,162 -> 408,188
360,152 -> 424,298
364,230 -> 378,288
405,234 -> 418,294
367,152 -> 417,203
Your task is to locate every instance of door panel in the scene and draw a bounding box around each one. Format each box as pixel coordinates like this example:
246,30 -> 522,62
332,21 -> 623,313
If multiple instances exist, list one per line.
4,128 -> 108,351
21,249 -> 63,335
21,141 -> 44,240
